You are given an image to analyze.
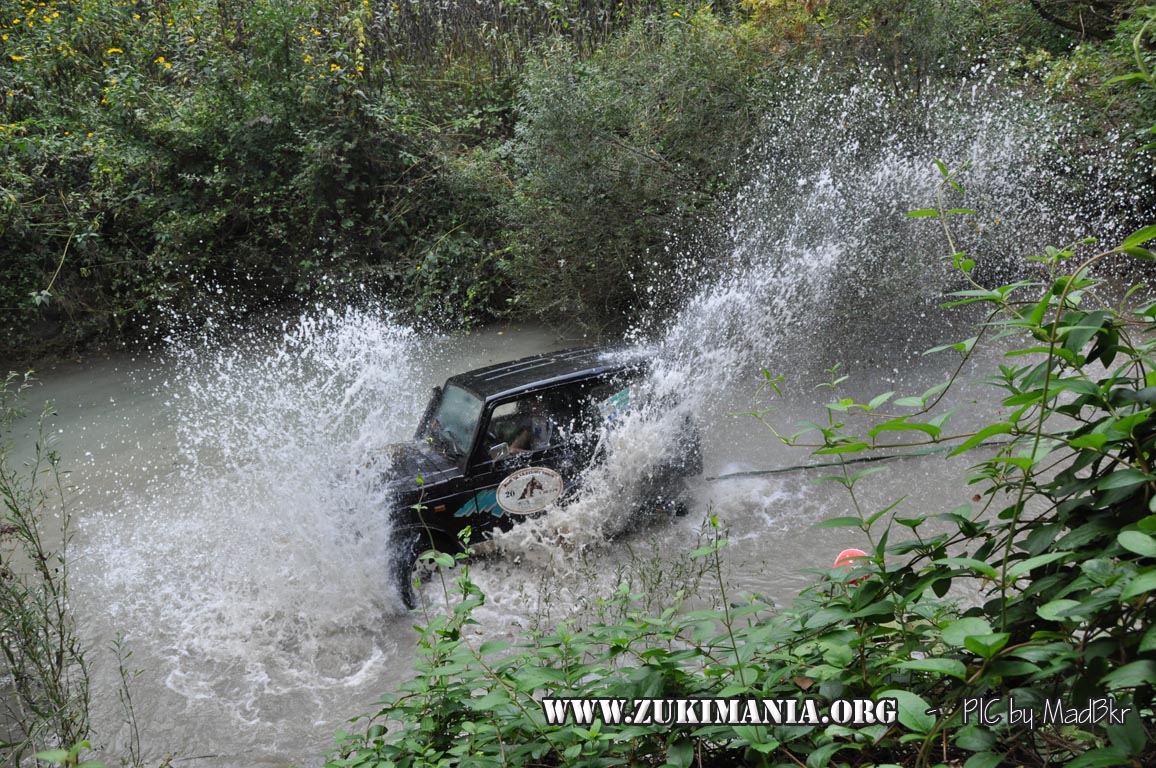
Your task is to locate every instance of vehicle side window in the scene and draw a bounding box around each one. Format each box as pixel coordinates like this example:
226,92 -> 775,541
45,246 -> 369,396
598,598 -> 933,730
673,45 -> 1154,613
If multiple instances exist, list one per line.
473,379 -> 635,467
479,394 -> 562,460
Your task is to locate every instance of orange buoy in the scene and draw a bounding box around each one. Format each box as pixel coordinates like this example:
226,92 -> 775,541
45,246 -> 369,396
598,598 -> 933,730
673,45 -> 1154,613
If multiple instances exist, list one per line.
834,548 -> 869,568
834,548 -> 871,585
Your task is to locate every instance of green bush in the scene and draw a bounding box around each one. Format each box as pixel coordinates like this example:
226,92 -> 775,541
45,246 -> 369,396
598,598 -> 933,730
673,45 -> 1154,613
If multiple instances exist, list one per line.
507,13 -> 768,333
2,0 -> 1151,357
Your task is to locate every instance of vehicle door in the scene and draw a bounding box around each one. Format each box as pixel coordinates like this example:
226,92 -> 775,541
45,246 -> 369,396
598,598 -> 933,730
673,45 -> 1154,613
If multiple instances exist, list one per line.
463,388 -> 590,523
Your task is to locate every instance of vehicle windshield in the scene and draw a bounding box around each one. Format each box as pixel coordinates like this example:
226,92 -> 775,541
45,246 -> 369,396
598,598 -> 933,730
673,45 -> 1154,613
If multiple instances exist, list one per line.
426,384 -> 483,458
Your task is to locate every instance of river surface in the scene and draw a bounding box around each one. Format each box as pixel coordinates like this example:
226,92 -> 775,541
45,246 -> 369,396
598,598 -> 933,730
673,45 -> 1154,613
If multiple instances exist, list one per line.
5,318 -> 994,767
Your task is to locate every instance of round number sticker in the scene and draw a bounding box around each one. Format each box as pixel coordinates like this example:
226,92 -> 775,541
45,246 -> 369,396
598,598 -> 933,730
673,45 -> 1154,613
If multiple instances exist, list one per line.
496,467 -> 564,515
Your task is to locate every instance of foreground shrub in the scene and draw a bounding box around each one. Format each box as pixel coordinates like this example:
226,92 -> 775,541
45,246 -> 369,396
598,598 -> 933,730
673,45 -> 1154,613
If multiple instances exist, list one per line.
0,374 -> 90,764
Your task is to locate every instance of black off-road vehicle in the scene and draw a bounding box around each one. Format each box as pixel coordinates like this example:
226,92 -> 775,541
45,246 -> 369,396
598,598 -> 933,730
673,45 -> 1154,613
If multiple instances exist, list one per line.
383,348 -> 701,607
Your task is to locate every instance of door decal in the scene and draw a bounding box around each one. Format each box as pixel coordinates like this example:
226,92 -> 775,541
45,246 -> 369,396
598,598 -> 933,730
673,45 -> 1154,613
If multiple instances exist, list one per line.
497,467 -> 564,515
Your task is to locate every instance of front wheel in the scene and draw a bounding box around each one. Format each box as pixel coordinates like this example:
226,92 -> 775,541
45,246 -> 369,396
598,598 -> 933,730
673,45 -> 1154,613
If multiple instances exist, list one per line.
390,528 -> 460,610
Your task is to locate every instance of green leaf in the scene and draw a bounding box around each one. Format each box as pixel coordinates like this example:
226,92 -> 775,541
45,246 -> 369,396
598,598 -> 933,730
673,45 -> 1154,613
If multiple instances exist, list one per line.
805,742 -> 844,768
1006,551 -> 1071,578
479,639 -> 513,655
1106,72 -> 1150,84
1122,569 -> 1156,600
1106,708 -> 1148,757
1069,433 -> 1108,450
814,441 -> 869,455
868,418 -> 941,439
925,337 -> 978,356
955,725 -> 997,753
34,751 -> 71,763
1101,660 -> 1156,690
1098,469 -> 1151,491
1038,598 -> 1085,622
1122,224 -> 1156,249
867,391 -> 895,410
1140,624 -> 1156,653
941,617 -> 993,648
1121,246 -> 1156,260
1118,531 -> 1156,557
964,752 -> 1005,768
895,657 -> 967,680
814,516 -> 864,529
877,690 -> 934,733
667,739 -> 694,768
822,640 -> 854,668
1065,747 -> 1132,768
964,632 -> 1010,659
948,423 -> 1013,457
906,209 -> 940,218
934,557 -> 998,579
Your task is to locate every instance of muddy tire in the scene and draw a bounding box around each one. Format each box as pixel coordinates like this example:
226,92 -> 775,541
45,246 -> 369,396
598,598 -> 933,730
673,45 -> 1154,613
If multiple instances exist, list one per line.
391,529 -> 459,610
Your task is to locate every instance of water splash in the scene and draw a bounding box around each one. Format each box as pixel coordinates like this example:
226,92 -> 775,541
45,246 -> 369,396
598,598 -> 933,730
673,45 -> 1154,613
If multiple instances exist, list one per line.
77,305 -> 423,761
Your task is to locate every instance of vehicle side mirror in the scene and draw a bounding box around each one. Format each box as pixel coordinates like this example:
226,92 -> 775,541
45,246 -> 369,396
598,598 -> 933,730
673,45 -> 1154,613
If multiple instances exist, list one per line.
489,442 -> 510,461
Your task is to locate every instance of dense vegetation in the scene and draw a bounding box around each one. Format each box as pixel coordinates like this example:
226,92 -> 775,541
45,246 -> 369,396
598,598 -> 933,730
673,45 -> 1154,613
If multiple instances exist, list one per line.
2,0 -> 1152,359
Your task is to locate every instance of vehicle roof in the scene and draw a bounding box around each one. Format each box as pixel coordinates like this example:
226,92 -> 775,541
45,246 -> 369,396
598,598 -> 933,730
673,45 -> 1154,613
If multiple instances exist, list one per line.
445,347 -> 645,402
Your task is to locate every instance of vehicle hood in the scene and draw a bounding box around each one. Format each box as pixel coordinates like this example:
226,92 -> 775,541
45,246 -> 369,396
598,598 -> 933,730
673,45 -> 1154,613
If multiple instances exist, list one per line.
380,440 -> 459,495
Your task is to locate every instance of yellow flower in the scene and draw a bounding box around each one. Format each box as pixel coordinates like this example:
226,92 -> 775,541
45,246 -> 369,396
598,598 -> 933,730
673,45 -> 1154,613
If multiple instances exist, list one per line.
107,47 -> 123,54
672,9 -> 680,16
416,264 -> 422,270
356,65 -> 364,72
329,63 -> 340,72
133,13 -> 139,19
1,34 -> 8,40
187,37 -> 194,43
10,55 -> 25,61
154,55 -> 164,63
164,62 -> 171,68
86,131 -> 93,137
303,54 -> 312,63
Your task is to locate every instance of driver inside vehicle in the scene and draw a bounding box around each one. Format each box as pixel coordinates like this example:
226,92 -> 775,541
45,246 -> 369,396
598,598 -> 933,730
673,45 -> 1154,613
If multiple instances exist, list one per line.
509,400 -> 552,454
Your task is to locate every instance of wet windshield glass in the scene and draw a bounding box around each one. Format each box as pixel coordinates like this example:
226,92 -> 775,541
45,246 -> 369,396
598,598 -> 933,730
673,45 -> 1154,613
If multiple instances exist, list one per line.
427,384 -> 483,458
